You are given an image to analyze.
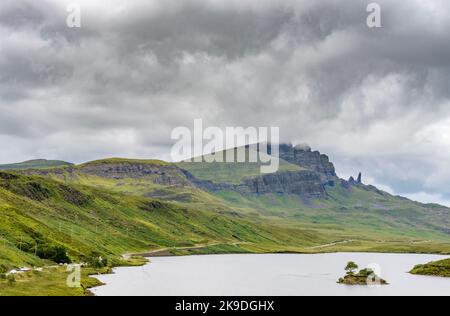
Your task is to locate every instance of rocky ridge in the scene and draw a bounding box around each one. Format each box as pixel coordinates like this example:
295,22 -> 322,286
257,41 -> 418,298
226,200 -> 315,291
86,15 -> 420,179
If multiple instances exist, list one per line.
15,144 -> 360,199
19,160 -> 192,187
183,143 -> 339,198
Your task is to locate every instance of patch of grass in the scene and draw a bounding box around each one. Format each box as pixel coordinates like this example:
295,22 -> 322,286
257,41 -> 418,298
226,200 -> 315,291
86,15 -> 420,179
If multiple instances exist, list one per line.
0,266 -> 110,296
410,258 -> 450,277
77,158 -> 170,167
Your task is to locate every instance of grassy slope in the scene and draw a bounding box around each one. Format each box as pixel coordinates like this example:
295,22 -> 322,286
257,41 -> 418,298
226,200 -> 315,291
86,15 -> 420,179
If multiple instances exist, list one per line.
1,170 -> 343,295
28,158 -> 213,205
0,160 -> 72,171
78,158 -> 170,167
214,185 -> 450,248
0,171 -> 328,269
36,167 -> 235,214
18,156 -> 450,253
410,258 -> 450,277
0,266 -> 105,296
178,147 -> 302,184
174,147 -> 450,250
53,171 -> 450,254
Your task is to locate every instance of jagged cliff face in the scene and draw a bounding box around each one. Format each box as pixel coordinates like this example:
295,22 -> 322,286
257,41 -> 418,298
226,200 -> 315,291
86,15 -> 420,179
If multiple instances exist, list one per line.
242,171 -> 326,197
182,144 -> 336,199
182,169 -> 326,198
222,143 -> 337,198
277,144 -> 336,181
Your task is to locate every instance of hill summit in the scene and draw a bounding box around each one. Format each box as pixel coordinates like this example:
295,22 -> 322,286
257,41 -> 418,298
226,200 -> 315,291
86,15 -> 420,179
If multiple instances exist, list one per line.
0,159 -> 73,171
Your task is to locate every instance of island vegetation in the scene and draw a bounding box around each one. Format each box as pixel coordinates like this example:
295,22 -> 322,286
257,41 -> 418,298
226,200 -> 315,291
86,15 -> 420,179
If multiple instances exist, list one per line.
410,258 -> 450,277
338,261 -> 388,285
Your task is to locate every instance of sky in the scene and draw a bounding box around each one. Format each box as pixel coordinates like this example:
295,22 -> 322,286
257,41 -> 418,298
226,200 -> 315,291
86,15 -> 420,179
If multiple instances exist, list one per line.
1,0 -> 450,205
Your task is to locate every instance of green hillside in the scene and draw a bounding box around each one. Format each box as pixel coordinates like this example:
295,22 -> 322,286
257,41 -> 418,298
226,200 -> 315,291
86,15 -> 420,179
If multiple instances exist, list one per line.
1,169 -> 345,295
0,159 -> 72,171
215,185 -> 450,245
178,147 -> 302,184
410,258 -> 450,277
12,153 -> 450,252
20,158 -> 232,210
78,158 -> 170,167
174,146 -> 450,246
0,171 -> 328,269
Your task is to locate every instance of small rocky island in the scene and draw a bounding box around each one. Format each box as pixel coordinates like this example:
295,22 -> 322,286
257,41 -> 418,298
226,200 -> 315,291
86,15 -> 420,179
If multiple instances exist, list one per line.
410,258 -> 450,277
338,262 -> 388,285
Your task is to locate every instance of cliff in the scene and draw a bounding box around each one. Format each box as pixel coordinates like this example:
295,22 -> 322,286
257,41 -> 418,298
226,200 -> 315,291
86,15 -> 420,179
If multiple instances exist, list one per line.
277,144 -> 336,181
242,171 -> 326,197
183,169 -> 327,198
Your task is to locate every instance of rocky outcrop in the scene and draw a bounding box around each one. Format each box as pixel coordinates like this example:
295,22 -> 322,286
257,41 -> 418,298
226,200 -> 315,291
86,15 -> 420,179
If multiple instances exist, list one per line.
183,169 -> 327,198
347,172 -> 362,185
181,143 -> 338,198
241,171 -> 326,198
273,144 -> 336,181
15,144 -> 353,200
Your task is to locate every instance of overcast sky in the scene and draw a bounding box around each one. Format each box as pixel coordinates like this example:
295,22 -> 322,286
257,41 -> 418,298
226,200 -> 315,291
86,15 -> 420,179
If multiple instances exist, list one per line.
1,0 -> 450,205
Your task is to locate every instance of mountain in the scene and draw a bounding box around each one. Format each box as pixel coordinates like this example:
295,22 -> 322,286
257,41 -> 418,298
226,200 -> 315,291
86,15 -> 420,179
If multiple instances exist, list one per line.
0,159 -> 73,171
179,144 -> 450,246
179,145 -> 333,198
11,144 -> 450,255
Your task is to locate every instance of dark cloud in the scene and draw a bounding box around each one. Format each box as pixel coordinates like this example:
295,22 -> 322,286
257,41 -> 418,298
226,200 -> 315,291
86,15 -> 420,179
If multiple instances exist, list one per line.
1,0 -> 450,204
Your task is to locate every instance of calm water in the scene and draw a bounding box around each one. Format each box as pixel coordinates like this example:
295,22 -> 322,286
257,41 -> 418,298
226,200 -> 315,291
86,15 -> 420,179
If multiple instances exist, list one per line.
92,253 -> 450,296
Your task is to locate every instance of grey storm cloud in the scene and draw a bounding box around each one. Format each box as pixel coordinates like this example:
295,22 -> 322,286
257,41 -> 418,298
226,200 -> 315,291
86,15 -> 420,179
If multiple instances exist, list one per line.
1,0 -> 450,204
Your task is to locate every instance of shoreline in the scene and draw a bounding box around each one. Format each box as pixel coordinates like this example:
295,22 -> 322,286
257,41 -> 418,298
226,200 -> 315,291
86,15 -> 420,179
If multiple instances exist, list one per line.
127,245 -> 450,259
